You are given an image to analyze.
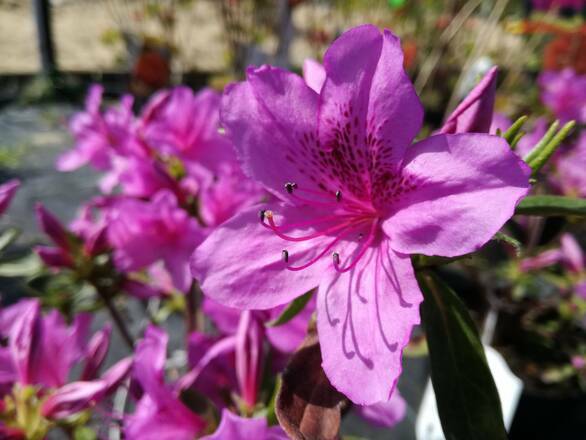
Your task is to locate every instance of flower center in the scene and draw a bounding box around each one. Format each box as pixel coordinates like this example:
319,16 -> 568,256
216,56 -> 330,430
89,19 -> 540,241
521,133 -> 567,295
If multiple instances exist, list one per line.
260,182 -> 380,273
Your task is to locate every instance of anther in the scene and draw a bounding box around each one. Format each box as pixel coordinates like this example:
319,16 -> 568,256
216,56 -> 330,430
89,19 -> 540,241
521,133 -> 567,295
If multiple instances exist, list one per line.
282,250 -> 289,263
332,252 -> 340,265
259,209 -> 266,221
335,190 -> 342,202
285,182 -> 298,194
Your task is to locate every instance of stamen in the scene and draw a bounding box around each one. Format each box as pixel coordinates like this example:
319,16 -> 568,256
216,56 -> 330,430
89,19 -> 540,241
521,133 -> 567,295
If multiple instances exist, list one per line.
264,214 -> 366,243
286,221 -> 362,271
290,185 -> 367,213
259,209 -> 267,221
281,250 -> 289,263
284,182 -> 298,194
333,252 -> 340,265
262,212 -> 355,232
334,220 -> 378,273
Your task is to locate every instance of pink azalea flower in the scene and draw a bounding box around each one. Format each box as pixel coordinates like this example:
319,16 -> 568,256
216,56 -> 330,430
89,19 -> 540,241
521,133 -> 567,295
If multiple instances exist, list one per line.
441,67 -> 498,134
181,311 -> 263,411
203,295 -> 315,354
191,25 -> 531,404
107,190 -> 204,292
198,163 -> 266,227
520,233 -> 584,274
34,203 -> 100,269
0,179 -> 20,216
124,326 -> 205,440
202,409 -> 288,440
141,87 -> 235,180
538,69 -> 586,124
556,132 -> 586,197
57,86 -> 144,172
0,299 -> 130,419
354,389 -> 407,428
100,155 -> 177,198
42,357 -> 132,419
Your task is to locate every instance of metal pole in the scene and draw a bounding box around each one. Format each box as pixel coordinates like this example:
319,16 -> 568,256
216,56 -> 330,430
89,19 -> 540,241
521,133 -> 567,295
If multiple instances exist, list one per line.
32,0 -> 56,74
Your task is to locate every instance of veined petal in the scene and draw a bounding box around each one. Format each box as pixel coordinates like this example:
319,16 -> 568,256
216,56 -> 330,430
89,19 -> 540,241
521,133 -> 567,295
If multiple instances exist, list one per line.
318,25 -> 423,205
191,204 -> 331,310
384,133 -> 530,258
317,242 -> 422,404
221,66 -> 325,201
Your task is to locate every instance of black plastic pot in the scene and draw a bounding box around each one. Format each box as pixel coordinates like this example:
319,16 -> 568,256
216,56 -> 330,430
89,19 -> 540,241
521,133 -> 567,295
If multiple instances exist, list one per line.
509,390 -> 586,439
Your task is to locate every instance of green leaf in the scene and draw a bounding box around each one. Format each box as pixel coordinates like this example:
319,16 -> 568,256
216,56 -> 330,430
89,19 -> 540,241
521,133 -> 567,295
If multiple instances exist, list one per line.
418,272 -> 507,440
0,227 -> 20,252
267,290 -> 314,327
0,254 -> 42,277
515,195 -> 586,217
522,120 -> 559,164
502,115 -> 528,146
526,121 -> 576,175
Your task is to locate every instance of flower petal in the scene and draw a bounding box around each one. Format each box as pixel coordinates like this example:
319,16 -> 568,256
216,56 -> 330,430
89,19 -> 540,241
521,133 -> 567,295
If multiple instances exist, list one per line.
318,25 -> 423,204
440,67 -> 498,134
317,242 -> 422,404
133,325 -> 168,397
384,133 -> 530,257
125,394 -> 204,440
80,324 -> 112,381
191,204 -> 331,310
561,233 -> 584,273
354,388 -> 407,428
202,409 -> 288,440
0,179 -> 20,216
303,58 -> 326,93
221,66 -> 323,200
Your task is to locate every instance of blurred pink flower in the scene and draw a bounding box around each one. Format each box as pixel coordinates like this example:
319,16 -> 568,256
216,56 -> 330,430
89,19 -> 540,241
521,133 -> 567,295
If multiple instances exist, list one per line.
124,326 -> 205,440
141,87 -> 235,181
108,190 -> 204,292
57,85 -> 145,172
538,69 -> 586,124
202,409 -> 287,440
0,299 -> 130,420
557,132 -> 586,197
354,389 -> 407,428
0,179 -> 20,216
